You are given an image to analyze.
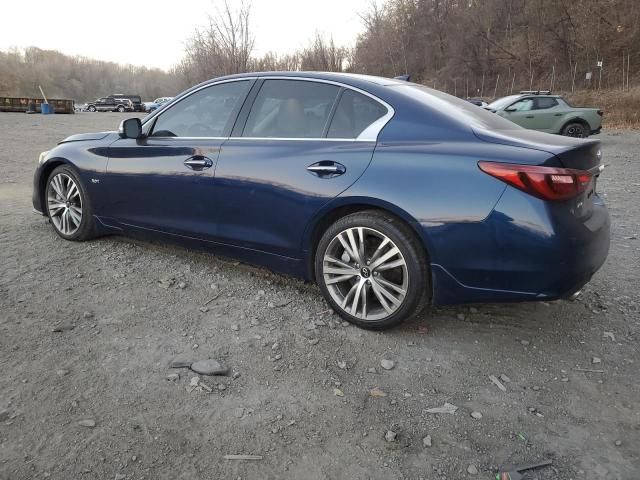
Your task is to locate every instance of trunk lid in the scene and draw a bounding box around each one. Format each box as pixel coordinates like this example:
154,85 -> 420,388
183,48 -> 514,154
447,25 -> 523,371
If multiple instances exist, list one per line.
473,127 -> 601,170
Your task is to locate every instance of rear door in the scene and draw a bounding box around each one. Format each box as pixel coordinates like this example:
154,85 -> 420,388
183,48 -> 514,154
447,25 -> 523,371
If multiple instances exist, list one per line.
529,97 -> 561,132
103,79 -> 252,237
212,78 -> 391,258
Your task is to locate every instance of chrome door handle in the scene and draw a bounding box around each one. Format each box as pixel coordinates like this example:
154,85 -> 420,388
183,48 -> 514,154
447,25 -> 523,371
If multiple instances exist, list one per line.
184,156 -> 213,170
525,115 -> 535,118
307,161 -> 346,177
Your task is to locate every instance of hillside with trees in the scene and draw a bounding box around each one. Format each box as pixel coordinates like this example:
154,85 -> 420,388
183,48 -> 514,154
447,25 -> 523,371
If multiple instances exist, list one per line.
1,0 -> 639,103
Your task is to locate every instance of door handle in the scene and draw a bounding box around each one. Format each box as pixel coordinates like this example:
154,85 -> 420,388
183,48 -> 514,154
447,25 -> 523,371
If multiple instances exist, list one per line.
554,113 -> 563,116
307,161 -> 346,177
525,115 -> 535,119
184,156 -> 213,170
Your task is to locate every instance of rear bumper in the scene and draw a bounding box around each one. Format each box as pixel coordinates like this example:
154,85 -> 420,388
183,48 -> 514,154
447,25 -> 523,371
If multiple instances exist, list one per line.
428,188 -> 610,305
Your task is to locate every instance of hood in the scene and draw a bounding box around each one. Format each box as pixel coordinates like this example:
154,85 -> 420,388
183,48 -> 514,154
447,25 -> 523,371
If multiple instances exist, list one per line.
59,131 -> 113,144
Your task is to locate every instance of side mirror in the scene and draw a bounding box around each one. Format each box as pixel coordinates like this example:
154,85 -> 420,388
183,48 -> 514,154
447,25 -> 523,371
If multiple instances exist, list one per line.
119,118 -> 143,139
504,106 -> 517,112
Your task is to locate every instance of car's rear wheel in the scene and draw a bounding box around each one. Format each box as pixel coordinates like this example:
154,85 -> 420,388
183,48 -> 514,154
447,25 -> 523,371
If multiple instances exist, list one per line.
562,122 -> 588,138
315,211 -> 429,330
117,105 -> 125,112
46,165 -> 95,241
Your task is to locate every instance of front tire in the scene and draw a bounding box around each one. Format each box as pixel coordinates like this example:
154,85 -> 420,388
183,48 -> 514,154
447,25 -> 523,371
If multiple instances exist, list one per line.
45,165 -> 95,241
562,122 -> 588,138
315,211 -> 429,330
87,105 -> 96,112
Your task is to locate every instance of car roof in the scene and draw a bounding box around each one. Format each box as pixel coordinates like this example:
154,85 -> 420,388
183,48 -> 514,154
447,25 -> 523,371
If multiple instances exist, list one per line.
207,71 -> 408,87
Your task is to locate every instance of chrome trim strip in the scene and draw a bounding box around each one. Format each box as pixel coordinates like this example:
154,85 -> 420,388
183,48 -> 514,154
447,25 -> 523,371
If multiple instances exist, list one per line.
144,75 -> 395,142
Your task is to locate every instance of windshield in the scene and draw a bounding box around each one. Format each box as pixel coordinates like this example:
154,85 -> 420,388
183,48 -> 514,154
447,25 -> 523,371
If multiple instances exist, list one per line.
487,95 -> 521,110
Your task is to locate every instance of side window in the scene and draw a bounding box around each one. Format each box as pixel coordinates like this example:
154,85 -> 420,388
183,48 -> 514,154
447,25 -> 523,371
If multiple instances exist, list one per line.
151,81 -> 249,138
533,97 -> 559,110
510,98 -> 534,111
243,80 -> 340,138
327,90 -> 388,139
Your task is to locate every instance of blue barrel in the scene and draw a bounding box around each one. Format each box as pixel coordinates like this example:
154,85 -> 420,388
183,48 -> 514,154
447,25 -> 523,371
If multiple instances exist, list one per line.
41,103 -> 50,115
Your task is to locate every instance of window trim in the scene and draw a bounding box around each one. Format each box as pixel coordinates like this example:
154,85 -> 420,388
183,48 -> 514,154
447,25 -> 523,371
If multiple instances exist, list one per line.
142,76 -> 395,142
235,76 -> 394,142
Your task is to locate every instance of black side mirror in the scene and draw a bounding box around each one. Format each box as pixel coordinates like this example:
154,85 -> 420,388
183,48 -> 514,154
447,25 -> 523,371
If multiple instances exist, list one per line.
119,118 -> 143,139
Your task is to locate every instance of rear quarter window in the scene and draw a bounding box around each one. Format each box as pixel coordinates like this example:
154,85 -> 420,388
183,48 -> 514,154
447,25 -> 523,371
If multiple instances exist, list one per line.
327,90 -> 388,139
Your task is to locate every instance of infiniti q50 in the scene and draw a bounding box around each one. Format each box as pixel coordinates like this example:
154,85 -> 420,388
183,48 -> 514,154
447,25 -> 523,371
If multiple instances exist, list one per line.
32,72 -> 610,329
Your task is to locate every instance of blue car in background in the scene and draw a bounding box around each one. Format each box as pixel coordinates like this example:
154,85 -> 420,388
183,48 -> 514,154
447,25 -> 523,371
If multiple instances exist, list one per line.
144,97 -> 174,113
32,72 -> 610,329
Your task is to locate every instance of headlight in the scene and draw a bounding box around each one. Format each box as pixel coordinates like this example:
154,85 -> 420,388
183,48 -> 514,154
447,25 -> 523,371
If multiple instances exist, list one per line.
38,151 -> 49,164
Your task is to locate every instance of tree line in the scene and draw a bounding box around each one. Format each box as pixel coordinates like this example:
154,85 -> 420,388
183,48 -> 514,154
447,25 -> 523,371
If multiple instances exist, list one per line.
1,0 -> 639,102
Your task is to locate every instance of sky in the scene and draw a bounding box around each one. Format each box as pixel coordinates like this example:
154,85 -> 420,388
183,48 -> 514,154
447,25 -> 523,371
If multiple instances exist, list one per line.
0,0 -> 373,70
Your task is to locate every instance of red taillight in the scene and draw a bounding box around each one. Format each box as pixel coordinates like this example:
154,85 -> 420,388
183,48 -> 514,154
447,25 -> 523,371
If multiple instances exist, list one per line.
478,161 -> 592,201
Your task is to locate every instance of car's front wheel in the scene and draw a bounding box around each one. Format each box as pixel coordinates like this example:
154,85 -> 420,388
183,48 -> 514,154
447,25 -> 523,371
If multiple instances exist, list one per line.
87,105 -> 96,112
315,211 -> 429,329
46,165 -> 95,241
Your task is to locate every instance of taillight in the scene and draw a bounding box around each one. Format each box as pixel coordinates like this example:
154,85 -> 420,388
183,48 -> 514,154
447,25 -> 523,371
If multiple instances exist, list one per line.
597,109 -> 604,117
478,161 -> 592,201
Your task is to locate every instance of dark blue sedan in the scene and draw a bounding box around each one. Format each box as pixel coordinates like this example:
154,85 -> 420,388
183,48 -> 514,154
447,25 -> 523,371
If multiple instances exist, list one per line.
32,72 -> 610,329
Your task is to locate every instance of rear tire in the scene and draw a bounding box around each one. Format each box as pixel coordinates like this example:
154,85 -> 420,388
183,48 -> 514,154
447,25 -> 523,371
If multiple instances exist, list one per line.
117,105 -> 125,112
45,165 -> 96,241
562,122 -> 588,138
315,210 -> 429,330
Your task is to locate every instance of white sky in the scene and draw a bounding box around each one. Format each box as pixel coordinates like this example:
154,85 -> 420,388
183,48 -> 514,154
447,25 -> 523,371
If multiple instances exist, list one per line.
0,0 -> 373,70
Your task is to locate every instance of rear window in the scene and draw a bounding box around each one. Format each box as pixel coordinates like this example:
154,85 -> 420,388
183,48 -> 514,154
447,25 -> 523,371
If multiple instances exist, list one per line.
402,85 -> 522,131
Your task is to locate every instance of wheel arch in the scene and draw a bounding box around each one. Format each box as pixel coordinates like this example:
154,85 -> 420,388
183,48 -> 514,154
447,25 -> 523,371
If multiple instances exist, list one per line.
303,197 -> 433,282
37,158 -> 74,212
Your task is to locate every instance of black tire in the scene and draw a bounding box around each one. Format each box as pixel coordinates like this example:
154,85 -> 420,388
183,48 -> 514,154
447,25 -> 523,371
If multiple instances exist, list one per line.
315,210 -> 429,330
117,105 -> 125,113
561,122 -> 588,138
45,165 -> 96,241
87,105 -> 96,112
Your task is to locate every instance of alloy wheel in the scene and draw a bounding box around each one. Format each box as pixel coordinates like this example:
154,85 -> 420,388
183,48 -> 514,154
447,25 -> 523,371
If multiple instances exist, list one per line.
566,125 -> 585,137
322,227 -> 408,321
47,173 -> 83,236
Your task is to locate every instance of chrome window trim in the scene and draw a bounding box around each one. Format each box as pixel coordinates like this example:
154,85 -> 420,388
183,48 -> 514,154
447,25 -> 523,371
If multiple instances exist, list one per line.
144,76 -> 395,142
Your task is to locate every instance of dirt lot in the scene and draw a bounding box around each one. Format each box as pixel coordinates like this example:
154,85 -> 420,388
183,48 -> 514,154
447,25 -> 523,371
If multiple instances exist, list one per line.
0,112 -> 638,480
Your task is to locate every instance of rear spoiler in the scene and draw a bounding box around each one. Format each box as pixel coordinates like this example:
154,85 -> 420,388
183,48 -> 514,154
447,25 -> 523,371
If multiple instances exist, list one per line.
394,74 -> 411,82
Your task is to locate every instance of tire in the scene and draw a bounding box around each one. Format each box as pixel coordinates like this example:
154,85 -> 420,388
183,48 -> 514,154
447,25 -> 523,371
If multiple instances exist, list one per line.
117,105 -> 125,112
45,165 -> 95,241
561,122 -> 588,138
315,210 -> 429,330
88,105 -> 96,112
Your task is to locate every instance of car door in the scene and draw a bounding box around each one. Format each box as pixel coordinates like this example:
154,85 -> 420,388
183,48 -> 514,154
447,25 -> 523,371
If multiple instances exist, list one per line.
212,78 -> 392,258
500,98 -> 537,129
529,97 -> 561,132
102,79 -> 253,238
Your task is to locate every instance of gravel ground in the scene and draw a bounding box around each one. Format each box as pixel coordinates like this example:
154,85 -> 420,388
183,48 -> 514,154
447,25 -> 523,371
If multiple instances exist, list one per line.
0,112 -> 638,480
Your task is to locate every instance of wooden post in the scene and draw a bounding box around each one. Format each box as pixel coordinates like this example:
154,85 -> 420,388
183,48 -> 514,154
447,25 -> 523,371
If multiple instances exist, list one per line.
38,85 -> 48,103
493,74 -> 500,99
550,64 -> 555,92
480,72 -> 485,98
623,51 -> 626,91
598,59 -> 603,90
627,53 -> 630,91
454,78 -> 457,97
571,62 -> 577,93
510,72 -> 515,94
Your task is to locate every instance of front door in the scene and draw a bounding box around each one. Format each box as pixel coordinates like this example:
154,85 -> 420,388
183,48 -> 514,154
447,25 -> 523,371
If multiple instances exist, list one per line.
212,79 -> 391,259
103,79 -> 252,238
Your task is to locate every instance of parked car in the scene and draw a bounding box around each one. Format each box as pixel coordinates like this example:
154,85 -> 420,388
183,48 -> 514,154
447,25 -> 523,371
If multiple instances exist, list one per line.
85,97 -> 133,112
108,94 -> 144,112
32,72 -> 610,329
486,91 -> 603,137
145,97 -> 174,113
466,97 -> 488,107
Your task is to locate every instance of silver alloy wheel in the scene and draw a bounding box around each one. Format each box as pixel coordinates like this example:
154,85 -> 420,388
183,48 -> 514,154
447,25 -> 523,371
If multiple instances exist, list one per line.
47,173 -> 83,236
322,227 -> 408,321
